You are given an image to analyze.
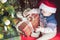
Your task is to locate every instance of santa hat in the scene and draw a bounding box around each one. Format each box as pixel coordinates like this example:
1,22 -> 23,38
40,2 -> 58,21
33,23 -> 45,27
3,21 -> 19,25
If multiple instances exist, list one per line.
39,1 -> 57,13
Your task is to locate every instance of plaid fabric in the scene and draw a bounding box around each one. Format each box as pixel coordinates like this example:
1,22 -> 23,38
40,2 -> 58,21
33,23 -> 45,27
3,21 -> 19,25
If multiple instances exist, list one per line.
18,21 -> 32,36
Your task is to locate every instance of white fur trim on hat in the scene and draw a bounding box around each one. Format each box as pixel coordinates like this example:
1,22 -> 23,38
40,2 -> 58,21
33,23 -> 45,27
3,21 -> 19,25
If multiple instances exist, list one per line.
39,3 -> 57,13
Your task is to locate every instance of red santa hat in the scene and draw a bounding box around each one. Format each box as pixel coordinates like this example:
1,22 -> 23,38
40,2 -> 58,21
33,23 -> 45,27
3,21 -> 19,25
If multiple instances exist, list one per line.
39,1 -> 57,13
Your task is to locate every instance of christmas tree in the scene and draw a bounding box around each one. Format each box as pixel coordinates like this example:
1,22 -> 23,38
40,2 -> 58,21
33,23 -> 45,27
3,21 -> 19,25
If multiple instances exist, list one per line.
0,0 -> 19,40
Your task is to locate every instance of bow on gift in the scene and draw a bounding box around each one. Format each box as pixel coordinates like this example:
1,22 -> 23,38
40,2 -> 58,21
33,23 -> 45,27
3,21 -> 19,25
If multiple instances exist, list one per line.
27,13 -> 40,30
23,8 -> 40,30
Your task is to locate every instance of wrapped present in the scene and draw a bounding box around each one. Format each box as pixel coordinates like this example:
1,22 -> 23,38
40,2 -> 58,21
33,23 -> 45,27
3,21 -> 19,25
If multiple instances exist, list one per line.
16,14 -> 40,36
16,8 -> 40,37
16,21 -> 33,36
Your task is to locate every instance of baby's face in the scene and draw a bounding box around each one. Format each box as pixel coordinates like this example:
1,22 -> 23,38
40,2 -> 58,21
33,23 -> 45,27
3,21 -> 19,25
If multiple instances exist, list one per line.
41,9 -> 52,16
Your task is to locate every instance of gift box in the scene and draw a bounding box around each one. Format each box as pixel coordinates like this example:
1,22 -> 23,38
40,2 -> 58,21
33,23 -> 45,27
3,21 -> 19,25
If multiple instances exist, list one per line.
16,21 -> 32,36
16,14 -> 40,37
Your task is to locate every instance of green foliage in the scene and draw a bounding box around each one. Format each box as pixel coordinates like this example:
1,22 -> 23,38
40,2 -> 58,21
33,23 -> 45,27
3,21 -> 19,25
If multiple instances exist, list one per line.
5,6 -> 15,16
0,0 -> 19,39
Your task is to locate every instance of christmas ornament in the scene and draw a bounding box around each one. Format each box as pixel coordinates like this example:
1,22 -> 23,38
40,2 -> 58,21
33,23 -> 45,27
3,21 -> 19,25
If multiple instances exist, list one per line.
0,0 -> 7,3
0,0 -> 19,39
0,34 -> 4,39
2,17 -> 10,25
5,20 -> 10,25
12,18 -> 20,26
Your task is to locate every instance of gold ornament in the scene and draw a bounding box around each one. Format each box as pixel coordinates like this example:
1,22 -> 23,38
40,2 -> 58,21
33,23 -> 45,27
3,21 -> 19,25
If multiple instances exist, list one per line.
0,0 -> 7,3
0,34 -> 3,39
